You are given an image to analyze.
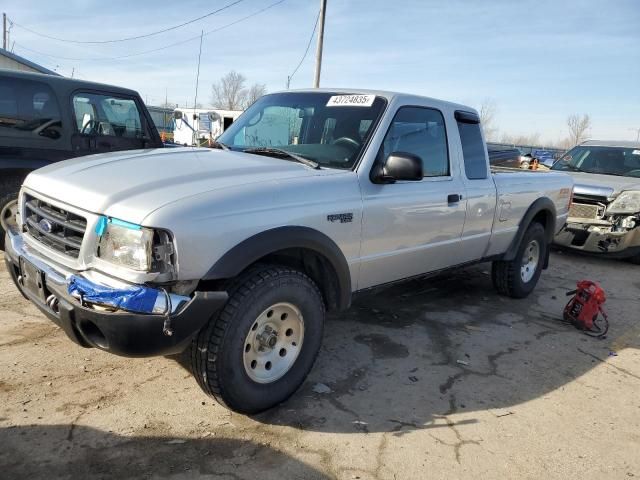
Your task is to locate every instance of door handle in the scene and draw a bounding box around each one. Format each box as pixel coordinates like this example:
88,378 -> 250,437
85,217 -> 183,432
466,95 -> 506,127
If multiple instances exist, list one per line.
447,194 -> 462,204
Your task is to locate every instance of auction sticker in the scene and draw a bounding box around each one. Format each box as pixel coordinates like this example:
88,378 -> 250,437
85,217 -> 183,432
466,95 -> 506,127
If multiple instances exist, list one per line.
633,150 -> 640,155
326,94 -> 375,107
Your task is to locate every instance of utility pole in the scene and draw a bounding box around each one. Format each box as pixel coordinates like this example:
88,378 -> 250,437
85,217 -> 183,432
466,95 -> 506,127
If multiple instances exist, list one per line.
313,0 -> 327,88
3,13 -> 7,50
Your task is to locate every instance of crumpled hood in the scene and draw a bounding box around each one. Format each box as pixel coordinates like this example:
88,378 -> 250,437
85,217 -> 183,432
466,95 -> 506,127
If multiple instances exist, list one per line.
563,171 -> 640,200
24,148 -> 332,224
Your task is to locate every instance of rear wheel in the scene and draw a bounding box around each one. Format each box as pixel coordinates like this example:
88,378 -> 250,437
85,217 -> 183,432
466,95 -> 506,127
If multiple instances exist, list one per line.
189,265 -> 325,414
0,178 -> 22,251
492,222 -> 546,298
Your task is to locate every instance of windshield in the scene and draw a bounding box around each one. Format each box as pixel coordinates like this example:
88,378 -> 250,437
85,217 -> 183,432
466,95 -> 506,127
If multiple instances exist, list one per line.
552,145 -> 640,177
217,92 -> 387,169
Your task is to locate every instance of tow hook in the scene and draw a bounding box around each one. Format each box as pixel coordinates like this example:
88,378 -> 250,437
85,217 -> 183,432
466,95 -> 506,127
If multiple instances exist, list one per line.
161,288 -> 174,337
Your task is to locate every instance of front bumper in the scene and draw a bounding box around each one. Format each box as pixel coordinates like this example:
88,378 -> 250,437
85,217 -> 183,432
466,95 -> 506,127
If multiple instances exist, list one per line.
4,229 -> 228,357
554,220 -> 640,258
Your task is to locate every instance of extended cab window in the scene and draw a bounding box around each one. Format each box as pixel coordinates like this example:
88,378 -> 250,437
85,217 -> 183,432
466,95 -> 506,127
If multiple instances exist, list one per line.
0,78 -> 62,141
379,107 -> 449,177
457,113 -> 488,179
73,93 -> 144,138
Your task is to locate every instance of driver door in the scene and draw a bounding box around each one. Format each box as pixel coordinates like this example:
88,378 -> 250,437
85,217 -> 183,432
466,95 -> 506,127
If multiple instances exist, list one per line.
358,106 -> 467,289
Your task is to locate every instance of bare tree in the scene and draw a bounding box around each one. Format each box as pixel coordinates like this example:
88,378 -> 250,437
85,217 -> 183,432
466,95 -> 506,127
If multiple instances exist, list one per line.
566,114 -> 591,147
478,99 -> 498,141
211,71 -> 247,110
500,132 -> 542,146
243,83 -> 267,109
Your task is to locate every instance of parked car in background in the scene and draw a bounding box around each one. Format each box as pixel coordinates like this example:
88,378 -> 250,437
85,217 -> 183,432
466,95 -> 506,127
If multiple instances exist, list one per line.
487,143 -> 523,168
552,140 -> 640,263
4,89 -> 573,413
0,69 -> 164,249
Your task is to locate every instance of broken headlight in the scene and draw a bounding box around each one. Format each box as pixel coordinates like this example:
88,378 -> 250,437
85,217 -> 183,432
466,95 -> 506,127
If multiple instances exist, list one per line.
96,218 -> 155,271
606,191 -> 640,215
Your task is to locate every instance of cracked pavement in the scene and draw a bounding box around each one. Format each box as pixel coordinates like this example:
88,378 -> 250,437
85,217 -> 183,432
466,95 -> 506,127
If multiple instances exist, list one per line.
1,250 -> 639,479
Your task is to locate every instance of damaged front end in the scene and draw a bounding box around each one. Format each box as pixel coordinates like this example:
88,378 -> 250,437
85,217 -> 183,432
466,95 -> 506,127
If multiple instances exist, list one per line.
555,190 -> 640,259
4,222 -> 227,357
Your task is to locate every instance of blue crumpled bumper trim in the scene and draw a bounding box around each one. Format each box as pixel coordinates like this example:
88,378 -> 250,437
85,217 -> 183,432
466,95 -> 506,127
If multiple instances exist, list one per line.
68,275 -> 159,314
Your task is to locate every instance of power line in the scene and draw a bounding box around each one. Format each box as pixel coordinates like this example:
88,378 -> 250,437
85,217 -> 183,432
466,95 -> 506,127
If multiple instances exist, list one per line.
10,0 -> 244,44
287,8 -> 320,88
13,0 -> 286,63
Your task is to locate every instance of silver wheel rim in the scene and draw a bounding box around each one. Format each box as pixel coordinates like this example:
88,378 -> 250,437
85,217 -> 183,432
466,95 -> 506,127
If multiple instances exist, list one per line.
520,239 -> 540,283
0,199 -> 18,231
243,302 -> 305,384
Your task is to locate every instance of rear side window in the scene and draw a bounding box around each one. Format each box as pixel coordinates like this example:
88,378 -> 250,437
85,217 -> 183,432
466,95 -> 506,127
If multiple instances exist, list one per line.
456,113 -> 488,179
73,93 -> 144,138
0,77 -> 62,141
380,106 -> 449,177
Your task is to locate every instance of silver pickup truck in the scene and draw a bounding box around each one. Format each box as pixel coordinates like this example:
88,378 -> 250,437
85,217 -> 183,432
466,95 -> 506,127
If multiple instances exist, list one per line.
4,89 -> 573,413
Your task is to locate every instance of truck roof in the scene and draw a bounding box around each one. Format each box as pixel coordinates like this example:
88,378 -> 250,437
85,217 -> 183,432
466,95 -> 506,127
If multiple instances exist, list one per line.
273,88 -> 478,115
0,68 -> 140,97
581,140 -> 640,148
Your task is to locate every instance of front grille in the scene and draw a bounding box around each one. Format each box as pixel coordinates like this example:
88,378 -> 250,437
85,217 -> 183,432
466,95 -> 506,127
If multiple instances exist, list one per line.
24,194 -> 87,258
568,202 -> 603,220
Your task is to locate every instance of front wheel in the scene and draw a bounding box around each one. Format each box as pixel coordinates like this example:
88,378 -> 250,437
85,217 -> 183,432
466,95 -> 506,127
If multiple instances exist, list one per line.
190,265 -> 325,414
492,222 -> 546,298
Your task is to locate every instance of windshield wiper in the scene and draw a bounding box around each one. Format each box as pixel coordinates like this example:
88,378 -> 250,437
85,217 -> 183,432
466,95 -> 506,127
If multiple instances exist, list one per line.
243,147 -> 320,169
210,141 -> 230,151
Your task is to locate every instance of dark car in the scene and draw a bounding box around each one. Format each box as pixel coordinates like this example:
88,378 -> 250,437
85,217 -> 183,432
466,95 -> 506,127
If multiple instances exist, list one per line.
487,143 -> 523,168
0,69 -> 163,249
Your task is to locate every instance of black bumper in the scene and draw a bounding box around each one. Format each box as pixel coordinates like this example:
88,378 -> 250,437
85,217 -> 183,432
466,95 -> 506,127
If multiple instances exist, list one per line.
4,239 -> 227,358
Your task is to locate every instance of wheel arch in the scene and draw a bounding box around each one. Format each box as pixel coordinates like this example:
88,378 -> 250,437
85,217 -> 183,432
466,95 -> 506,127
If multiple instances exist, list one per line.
503,197 -> 557,268
203,226 -> 352,311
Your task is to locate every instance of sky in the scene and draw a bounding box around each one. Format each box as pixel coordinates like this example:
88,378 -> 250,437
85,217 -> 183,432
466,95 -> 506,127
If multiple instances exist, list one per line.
5,0 -> 640,144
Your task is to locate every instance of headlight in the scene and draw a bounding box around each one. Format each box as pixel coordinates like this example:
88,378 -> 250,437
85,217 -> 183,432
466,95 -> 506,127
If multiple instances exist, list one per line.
606,191 -> 640,215
96,218 -> 154,271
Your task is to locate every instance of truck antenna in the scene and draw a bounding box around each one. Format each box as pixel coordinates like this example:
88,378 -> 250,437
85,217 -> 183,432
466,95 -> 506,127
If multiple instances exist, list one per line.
192,30 -> 204,146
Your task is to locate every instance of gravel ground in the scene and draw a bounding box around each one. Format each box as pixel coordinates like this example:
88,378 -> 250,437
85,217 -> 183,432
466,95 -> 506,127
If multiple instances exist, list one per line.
1,250 -> 639,479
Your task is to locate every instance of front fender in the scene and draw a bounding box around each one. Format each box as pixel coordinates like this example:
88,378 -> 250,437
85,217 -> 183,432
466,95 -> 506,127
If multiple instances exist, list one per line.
204,226 -> 352,310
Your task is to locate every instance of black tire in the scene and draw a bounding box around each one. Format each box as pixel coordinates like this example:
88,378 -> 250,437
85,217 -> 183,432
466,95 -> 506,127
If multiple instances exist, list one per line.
190,265 -> 325,414
0,177 -> 23,251
492,222 -> 546,298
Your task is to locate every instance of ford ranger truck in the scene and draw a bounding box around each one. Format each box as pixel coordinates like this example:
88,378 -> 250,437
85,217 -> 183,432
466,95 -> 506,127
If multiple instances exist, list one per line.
4,90 -> 573,413
552,140 -> 640,263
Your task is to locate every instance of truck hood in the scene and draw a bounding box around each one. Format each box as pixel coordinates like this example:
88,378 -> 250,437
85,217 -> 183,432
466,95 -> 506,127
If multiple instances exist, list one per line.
562,171 -> 640,200
24,148 -> 339,224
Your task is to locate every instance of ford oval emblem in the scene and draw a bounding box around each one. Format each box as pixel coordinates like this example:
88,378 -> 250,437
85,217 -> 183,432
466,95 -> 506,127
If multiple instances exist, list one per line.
39,218 -> 54,233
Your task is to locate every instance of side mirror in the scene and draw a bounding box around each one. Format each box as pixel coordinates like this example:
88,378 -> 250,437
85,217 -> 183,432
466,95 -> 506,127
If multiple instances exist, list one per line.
374,151 -> 423,183
173,111 -> 183,120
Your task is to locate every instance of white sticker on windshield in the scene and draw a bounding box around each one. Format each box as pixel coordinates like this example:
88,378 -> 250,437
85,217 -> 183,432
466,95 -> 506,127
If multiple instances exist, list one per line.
633,150 -> 640,155
326,95 -> 375,107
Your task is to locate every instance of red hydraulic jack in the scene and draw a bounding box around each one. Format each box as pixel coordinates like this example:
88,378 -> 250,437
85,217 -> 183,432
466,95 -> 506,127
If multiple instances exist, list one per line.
563,280 -> 609,338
